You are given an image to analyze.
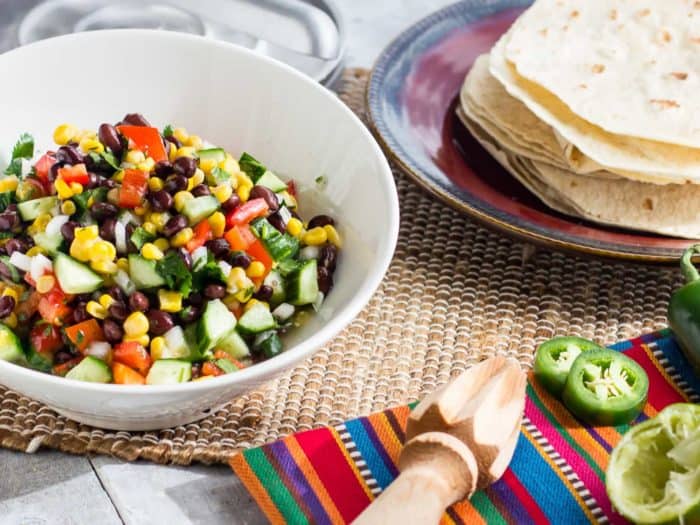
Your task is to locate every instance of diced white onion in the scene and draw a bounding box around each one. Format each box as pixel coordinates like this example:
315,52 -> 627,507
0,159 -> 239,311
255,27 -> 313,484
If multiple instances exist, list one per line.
272,303 -> 295,322
20,158 -> 33,178
164,325 -> 186,354
30,253 -> 53,281
254,330 -> 275,347
300,246 -> 320,260
191,246 -> 207,267
114,269 -> 136,295
118,211 -> 136,226
312,291 -> 325,312
277,206 -> 292,226
115,221 -> 127,254
8,251 -> 31,272
45,214 -> 70,237
218,260 -> 232,277
86,342 -> 111,361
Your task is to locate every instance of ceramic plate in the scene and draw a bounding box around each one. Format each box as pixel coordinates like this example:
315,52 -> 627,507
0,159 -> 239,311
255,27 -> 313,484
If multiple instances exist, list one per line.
367,0 -> 694,263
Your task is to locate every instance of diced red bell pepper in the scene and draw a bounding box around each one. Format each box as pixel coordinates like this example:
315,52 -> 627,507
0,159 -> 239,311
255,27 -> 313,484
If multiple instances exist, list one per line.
286,180 -> 297,197
112,362 -> 146,385
201,361 -> 224,377
58,163 -> 89,185
116,125 -> 167,162
119,168 -> 149,208
64,319 -> 105,352
113,342 -> 152,376
224,224 -> 256,251
35,153 -> 56,182
246,239 -> 273,274
186,220 -> 213,252
38,289 -> 73,326
30,322 -> 64,355
225,198 -> 269,228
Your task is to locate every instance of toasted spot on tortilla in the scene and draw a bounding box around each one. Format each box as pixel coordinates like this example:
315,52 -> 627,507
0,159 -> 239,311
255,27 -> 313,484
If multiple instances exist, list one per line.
592,64 -> 605,74
650,99 -> 680,109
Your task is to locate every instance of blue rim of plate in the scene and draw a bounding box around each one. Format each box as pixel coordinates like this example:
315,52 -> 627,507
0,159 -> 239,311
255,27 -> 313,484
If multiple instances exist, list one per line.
366,0 -> 693,263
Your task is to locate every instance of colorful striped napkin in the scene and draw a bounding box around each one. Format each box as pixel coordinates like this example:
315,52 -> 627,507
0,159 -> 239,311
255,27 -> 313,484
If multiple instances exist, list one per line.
230,330 -> 700,524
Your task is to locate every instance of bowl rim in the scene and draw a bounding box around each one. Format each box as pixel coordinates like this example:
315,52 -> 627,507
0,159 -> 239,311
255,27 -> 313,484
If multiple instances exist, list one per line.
0,28 -> 399,394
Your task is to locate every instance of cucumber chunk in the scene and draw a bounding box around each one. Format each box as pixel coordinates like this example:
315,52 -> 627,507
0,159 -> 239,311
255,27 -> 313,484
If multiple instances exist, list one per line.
255,171 -> 287,192
215,358 -> 240,374
254,332 -> 283,358
182,196 -> 219,225
146,359 -> 192,385
54,253 -> 104,294
197,299 -> 237,354
33,231 -> 64,254
156,325 -> 200,361
128,254 -> 166,289
65,356 -> 112,383
197,148 -> 226,163
237,303 -> 276,337
17,196 -> 58,221
251,218 -> 299,261
217,329 -> 250,360
286,259 -> 319,305
0,324 -> 25,364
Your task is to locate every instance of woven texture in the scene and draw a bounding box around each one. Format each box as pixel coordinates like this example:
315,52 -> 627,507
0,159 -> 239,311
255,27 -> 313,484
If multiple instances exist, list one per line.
0,69 -> 684,465
230,330 -> 700,525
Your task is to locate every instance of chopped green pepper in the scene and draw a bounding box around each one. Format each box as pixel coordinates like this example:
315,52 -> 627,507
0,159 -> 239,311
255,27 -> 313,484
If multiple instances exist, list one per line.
667,244 -> 700,374
534,336 -> 603,396
562,349 -> 648,426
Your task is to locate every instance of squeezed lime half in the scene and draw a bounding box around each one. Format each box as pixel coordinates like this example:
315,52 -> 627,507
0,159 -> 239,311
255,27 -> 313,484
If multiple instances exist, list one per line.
606,404 -> 700,524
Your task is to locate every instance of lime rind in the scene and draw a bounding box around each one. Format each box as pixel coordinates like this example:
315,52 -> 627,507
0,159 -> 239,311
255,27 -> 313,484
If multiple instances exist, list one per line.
606,404 -> 700,524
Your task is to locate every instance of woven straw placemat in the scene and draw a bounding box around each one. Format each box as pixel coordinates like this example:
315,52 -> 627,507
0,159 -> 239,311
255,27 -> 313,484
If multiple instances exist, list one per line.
0,69 -> 683,465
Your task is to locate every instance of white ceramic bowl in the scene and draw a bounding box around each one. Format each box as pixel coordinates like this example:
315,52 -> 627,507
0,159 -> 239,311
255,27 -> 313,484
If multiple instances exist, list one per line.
0,30 -> 398,430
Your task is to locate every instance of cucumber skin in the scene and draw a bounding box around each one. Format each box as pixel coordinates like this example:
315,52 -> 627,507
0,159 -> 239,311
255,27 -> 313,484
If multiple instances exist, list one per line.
196,299 -> 237,354
54,254 -> 104,294
146,360 -> 192,385
0,325 -> 26,364
65,356 -> 112,383
287,259 -> 319,306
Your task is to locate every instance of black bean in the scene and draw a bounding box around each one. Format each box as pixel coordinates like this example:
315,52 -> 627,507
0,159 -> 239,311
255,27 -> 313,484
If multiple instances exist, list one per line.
190,362 -> 202,379
229,251 -> 251,269
98,123 -> 123,156
0,296 -> 15,318
186,292 -> 203,307
90,201 -> 119,220
128,291 -> 150,312
108,302 -> 129,322
125,224 -> 138,254
221,194 -> 241,213
148,190 -> 173,212
267,212 -> 286,233
176,248 -> 192,270
146,310 -> 174,336
75,293 -> 93,303
308,214 -> 335,229
173,156 -> 197,178
164,134 -> 181,149
73,302 -> 90,323
49,161 -> 64,181
122,113 -> 151,127
204,284 -> 226,299
0,211 -> 20,231
163,215 -> 187,237
254,285 -> 273,302
55,145 -> 84,165
317,266 -> 333,295
60,221 -> 79,244
100,177 -> 117,189
205,238 -> 230,259
0,261 -> 14,281
249,185 -> 279,212
318,245 -> 338,273
103,319 -> 124,343
99,218 -> 116,243
154,160 -> 174,178
107,286 -> 127,304
85,172 -> 100,190
5,238 -> 28,255
179,305 -> 202,323
191,184 -> 210,197
54,349 -> 76,365
164,174 -> 188,194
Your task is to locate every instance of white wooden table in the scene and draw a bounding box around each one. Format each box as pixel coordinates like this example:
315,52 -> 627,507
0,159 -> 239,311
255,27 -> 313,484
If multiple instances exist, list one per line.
0,1 -> 454,523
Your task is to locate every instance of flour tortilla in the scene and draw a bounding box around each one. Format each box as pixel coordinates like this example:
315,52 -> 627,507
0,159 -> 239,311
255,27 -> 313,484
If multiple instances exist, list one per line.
504,0 -> 700,148
489,34 -> 700,184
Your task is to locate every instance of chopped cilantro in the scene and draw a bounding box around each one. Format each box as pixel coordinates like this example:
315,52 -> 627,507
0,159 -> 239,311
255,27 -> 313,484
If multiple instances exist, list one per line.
87,151 -> 120,173
4,133 -> 34,176
0,255 -> 20,282
0,191 -> 13,213
76,330 -> 85,345
193,253 -> 227,290
163,124 -> 174,138
130,227 -> 156,250
156,251 -> 192,297
43,324 -> 53,337
315,175 -> 327,189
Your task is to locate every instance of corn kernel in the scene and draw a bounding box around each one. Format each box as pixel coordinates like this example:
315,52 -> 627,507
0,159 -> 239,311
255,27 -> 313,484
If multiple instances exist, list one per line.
148,177 -> 164,192
154,238 -> 170,252
323,224 -> 342,248
29,213 -> 52,235
170,227 -> 194,248
134,203 -> 149,216
286,218 -> 303,237
168,143 -> 178,162
61,200 -> 77,215
235,171 -> 252,188
176,146 -> 197,159
0,176 -> 19,193
75,129 -> 97,143
221,157 -> 239,174
112,170 -> 125,183
99,294 -> 115,310
2,288 -> 18,302
124,334 -> 150,347
199,158 -> 217,174
69,182 -> 83,195
36,275 -> 56,294
125,149 -> 146,164
70,242 -> 92,262
186,134 -> 203,149
25,246 -> 46,257
150,336 -> 167,360
137,157 -> 156,173
234,287 -> 254,303
141,242 -> 164,261
75,225 -> 99,242
92,240 -> 116,261
53,124 -> 78,146
223,295 -> 240,311
191,168 -> 205,187
55,178 -> 74,199
149,212 -> 169,231
246,261 -> 266,279
303,227 -> 328,246
212,183 -> 233,203
79,137 -> 104,154
124,311 -> 149,336
91,259 -> 119,275
208,211 -> 226,238
142,221 -> 157,235
86,301 -> 108,320
237,184 -> 251,202
227,267 -> 247,288
172,127 -> 189,144
117,258 -> 129,271
173,191 -> 194,211
158,289 -> 183,313
3,312 -> 18,329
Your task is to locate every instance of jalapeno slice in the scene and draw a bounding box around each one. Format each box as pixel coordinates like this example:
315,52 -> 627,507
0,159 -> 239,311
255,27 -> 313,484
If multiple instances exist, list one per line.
533,336 -> 604,396
562,349 -> 649,426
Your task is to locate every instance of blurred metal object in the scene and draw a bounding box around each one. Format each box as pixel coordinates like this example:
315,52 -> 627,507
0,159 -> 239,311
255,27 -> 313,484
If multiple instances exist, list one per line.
0,0 -> 345,85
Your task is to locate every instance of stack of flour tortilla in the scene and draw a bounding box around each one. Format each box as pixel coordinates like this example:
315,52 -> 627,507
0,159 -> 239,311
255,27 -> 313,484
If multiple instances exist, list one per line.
458,0 -> 700,238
